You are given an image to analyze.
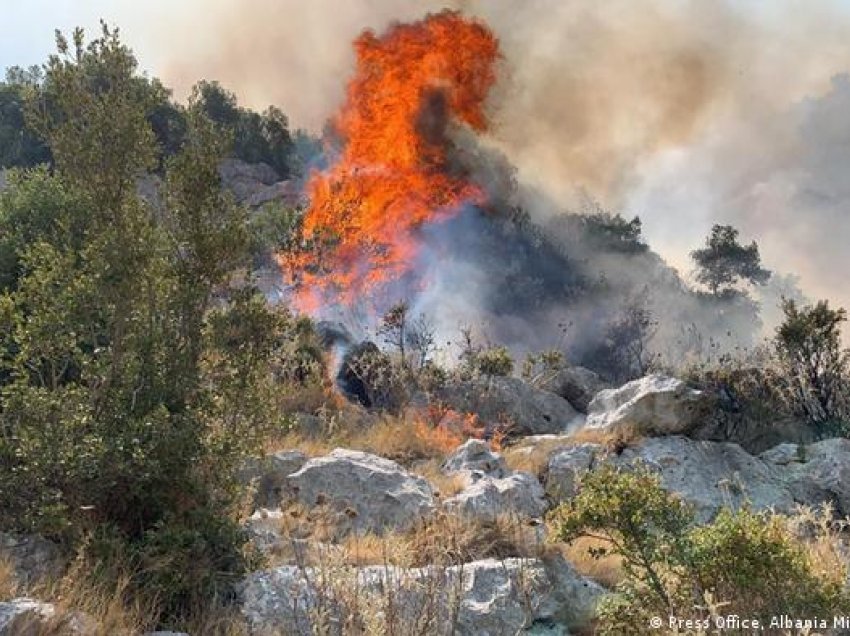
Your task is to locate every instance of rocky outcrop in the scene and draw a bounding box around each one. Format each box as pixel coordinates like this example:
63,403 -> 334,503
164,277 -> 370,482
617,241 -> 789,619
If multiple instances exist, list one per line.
218,159 -> 302,208
442,439 -> 509,478
437,377 -> 585,437
614,436 -> 795,522
0,598 -> 94,635
545,436 -> 797,522
238,450 -> 308,509
585,374 -> 709,437
240,556 -> 602,635
540,366 -> 609,413
286,449 -> 435,534
0,532 -> 63,588
546,443 -> 603,500
443,472 -> 548,520
762,438 -> 850,515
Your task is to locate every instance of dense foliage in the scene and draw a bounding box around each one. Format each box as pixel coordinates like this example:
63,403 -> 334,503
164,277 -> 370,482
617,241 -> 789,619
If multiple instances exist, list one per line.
0,25 -> 321,623
551,465 -> 848,635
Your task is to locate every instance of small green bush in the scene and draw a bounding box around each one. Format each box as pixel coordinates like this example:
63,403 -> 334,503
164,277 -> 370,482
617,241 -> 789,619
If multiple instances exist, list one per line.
550,465 -> 848,634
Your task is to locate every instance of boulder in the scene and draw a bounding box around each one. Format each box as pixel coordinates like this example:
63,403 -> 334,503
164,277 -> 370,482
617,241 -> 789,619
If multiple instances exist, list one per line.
612,436 -> 795,522
442,439 -> 508,478
769,439 -> 850,515
546,443 -> 604,500
437,377 -> 585,437
541,366 -> 609,412
0,598 -> 95,635
240,557 -> 601,635
0,599 -> 55,636
286,449 -> 435,534
585,374 -> 709,437
0,532 -> 63,588
443,472 -> 548,520
245,508 -> 287,554
238,450 -> 308,509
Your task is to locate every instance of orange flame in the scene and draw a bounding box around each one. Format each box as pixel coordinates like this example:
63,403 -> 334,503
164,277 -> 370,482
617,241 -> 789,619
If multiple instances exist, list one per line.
281,11 -> 500,313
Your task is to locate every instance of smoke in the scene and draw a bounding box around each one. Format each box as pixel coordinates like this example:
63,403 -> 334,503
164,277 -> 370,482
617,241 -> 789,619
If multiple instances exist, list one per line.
126,0 -> 850,354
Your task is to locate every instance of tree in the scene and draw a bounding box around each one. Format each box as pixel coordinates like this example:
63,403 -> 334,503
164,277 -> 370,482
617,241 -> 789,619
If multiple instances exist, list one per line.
775,298 -> 849,431
691,224 -> 771,296
0,68 -> 52,168
0,24 -> 289,619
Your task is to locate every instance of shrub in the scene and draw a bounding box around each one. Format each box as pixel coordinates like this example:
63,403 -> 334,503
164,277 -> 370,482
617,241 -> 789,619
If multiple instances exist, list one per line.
774,298 -> 850,434
550,465 -> 848,634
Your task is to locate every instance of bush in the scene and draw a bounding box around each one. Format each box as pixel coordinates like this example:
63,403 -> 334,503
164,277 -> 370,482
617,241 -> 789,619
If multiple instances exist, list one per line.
550,465 -> 848,634
775,298 -> 850,433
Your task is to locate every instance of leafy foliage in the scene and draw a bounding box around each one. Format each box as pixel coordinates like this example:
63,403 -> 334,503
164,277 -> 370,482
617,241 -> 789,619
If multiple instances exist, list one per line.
0,25 -> 308,621
691,224 -> 771,296
551,465 -> 848,634
775,298 -> 849,432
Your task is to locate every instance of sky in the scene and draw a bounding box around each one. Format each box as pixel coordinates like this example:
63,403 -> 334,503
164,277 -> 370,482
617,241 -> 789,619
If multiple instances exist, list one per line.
4,0 -> 850,322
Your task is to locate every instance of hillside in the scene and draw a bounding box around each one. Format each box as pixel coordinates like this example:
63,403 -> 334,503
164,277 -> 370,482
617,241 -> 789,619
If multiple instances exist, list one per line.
1,14 -> 850,636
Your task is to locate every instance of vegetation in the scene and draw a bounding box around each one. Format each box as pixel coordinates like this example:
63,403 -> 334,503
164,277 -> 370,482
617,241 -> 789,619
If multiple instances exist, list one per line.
551,465 -> 848,635
691,224 -> 771,296
0,41 -> 301,178
0,25 -> 323,628
775,298 -> 850,433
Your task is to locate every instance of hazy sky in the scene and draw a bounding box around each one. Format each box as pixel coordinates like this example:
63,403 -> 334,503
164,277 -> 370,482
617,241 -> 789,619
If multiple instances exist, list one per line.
4,1 -> 850,319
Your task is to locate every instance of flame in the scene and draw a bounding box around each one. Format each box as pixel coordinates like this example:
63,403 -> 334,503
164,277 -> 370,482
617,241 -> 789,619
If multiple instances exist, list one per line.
281,11 -> 500,313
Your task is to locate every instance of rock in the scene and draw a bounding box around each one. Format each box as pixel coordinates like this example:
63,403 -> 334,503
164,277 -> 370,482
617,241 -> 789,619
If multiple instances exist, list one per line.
442,439 -> 509,478
437,377 -> 585,437
443,472 -> 548,520
0,532 -> 63,588
782,439 -> 850,515
541,366 -> 609,413
238,450 -> 308,509
245,508 -> 287,554
585,374 -> 709,437
0,170 -> 6,192
286,449 -> 435,534
0,598 -> 95,635
692,413 -> 815,455
0,599 -> 55,636
546,444 -> 604,500
759,443 -> 804,466
240,557 -> 601,635
613,436 -> 795,522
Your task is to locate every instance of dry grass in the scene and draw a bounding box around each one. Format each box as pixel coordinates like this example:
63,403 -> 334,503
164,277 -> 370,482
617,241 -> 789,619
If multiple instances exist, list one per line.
266,507 -> 544,571
787,503 -> 850,586
558,537 -> 625,588
409,459 -> 467,500
0,557 -> 17,601
269,408 -> 482,468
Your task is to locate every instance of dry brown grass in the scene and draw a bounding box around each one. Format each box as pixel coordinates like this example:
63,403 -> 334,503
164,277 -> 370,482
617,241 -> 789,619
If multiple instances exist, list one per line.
409,459 -> 467,500
268,409 -> 472,468
0,557 -> 17,601
558,537 -> 625,588
266,507 -> 545,572
787,503 -> 850,586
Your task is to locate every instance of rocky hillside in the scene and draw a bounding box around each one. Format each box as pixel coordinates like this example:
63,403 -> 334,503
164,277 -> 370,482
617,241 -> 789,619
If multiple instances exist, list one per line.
4,368 -> 848,635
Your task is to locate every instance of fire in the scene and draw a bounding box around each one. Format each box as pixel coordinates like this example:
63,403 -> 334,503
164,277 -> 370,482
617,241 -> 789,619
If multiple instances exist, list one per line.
281,11 -> 500,312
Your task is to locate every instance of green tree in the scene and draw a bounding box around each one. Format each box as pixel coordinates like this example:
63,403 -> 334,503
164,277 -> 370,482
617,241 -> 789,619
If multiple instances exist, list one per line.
0,25 -> 291,621
775,298 -> 849,431
0,67 -> 51,168
691,224 -> 771,296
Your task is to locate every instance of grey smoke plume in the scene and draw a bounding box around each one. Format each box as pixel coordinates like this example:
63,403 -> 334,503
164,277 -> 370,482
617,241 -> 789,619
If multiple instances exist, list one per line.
139,0 -> 850,324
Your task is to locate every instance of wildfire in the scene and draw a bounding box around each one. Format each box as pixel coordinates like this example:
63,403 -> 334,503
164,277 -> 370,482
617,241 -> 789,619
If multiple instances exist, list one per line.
281,11 -> 500,313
